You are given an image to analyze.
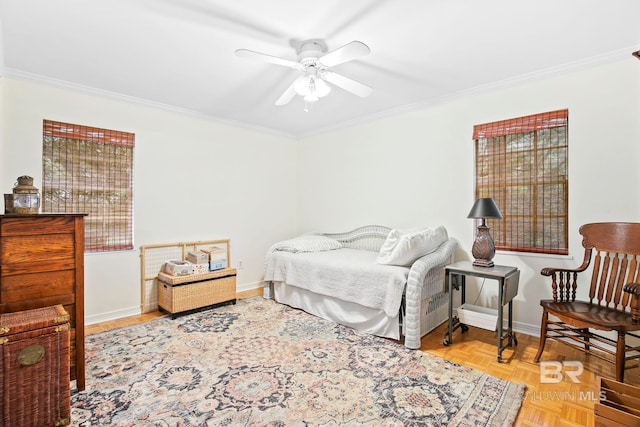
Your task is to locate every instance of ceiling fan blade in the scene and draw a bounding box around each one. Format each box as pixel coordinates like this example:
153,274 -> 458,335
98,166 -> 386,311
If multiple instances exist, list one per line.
275,79 -> 298,106
323,71 -> 373,98
319,41 -> 370,68
235,49 -> 300,69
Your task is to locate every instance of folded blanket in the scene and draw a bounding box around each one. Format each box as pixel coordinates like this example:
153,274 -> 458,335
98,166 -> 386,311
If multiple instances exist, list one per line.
264,248 -> 409,316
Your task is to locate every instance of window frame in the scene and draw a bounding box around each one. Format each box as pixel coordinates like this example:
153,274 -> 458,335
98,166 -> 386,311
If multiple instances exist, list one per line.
472,109 -> 569,255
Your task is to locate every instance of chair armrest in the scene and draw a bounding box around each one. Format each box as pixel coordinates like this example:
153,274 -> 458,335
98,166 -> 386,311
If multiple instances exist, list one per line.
540,251 -> 592,302
541,266 -> 587,276
540,249 -> 592,280
403,239 -> 457,349
541,248 -> 592,277
624,283 -> 640,323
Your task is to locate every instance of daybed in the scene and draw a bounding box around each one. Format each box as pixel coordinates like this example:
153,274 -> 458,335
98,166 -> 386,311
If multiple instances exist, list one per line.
263,225 -> 457,349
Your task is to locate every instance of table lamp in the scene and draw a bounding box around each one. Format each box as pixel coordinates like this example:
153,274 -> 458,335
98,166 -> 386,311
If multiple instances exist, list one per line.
467,198 -> 502,267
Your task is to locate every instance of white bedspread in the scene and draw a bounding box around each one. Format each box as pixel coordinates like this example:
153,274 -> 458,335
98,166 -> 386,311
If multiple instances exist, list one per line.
264,248 -> 409,316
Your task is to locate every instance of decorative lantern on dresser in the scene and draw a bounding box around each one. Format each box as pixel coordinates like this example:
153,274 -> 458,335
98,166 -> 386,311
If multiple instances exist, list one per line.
11,175 -> 41,215
0,213 -> 87,392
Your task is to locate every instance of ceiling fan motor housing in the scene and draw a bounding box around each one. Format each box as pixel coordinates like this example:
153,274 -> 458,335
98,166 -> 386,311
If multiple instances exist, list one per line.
296,39 -> 328,62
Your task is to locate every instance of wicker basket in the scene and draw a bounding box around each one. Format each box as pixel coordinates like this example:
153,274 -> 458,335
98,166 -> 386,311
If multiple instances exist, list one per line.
457,304 -> 499,331
0,305 -> 71,427
157,268 -> 236,316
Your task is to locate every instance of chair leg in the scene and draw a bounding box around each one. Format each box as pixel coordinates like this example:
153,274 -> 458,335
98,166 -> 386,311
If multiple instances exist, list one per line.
616,331 -> 625,383
583,328 -> 591,354
534,310 -> 549,363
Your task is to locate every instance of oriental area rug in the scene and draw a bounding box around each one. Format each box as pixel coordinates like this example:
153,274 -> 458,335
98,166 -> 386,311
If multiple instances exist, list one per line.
70,297 -> 524,426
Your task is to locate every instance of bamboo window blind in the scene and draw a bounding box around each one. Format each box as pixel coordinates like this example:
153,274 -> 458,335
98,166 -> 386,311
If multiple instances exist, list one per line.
472,109 -> 568,255
42,120 -> 135,252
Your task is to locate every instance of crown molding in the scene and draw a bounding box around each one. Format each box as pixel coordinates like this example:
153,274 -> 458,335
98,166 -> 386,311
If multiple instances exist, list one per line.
297,45 -> 638,139
0,68 -> 298,140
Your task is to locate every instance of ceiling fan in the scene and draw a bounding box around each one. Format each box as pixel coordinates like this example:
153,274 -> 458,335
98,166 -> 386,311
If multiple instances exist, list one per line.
235,39 -> 373,111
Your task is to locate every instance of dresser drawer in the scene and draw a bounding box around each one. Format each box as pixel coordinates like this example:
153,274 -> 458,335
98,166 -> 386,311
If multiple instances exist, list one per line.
0,216 -> 74,236
0,271 -> 75,304
1,234 -> 75,276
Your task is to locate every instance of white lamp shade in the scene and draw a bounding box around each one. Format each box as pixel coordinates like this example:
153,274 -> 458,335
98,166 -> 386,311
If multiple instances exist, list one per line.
314,78 -> 331,97
294,75 -> 311,95
295,75 -> 331,99
304,91 -> 319,103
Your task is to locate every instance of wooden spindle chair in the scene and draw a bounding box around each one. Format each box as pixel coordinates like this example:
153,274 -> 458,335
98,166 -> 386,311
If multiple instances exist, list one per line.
534,222 -> 640,382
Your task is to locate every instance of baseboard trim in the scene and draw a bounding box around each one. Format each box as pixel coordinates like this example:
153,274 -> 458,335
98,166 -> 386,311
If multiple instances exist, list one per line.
236,280 -> 263,293
512,321 -> 541,337
86,307 -> 141,326
86,281 -> 265,325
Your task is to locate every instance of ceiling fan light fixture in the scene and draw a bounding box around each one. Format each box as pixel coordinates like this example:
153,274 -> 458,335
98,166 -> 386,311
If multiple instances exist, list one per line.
296,76 -> 329,102
294,75 -> 311,96
314,78 -> 331,98
303,90 -> 319,103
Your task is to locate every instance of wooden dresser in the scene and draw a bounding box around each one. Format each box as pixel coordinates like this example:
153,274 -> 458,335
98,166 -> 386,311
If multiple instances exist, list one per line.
0,214 -> 86,391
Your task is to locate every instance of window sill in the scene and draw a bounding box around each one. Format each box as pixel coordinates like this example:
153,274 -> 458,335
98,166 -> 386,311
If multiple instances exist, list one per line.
496,250 -> 574,261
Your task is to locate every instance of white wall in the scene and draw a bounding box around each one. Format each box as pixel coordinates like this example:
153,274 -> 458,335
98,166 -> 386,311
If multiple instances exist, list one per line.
298,57 -> 640,335
0,78 -> 298,324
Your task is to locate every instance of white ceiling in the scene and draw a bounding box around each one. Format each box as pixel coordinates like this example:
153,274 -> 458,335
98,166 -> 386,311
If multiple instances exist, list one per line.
1,0 -> 639,138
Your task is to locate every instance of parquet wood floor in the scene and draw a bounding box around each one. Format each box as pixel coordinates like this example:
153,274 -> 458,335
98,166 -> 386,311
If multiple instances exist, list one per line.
86,289 -> 639,426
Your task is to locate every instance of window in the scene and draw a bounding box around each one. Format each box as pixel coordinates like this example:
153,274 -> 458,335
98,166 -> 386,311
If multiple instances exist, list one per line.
472,109 -> 568,255
42,120 -> 135,252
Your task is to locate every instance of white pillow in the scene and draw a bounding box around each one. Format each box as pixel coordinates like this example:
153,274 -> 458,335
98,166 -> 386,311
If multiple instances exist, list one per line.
377,226 -> 448,266
273,235 -> 343,253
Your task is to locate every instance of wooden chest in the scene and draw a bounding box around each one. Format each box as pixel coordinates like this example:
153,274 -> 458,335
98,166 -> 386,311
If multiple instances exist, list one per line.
0,305 -> 71,427
157,267 -> 236,317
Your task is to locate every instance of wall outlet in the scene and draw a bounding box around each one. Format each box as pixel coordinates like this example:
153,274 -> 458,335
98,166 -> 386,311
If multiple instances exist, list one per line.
237,260 -> 244,270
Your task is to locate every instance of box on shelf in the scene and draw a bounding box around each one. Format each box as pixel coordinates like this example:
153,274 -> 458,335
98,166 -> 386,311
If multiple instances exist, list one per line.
187,250 -> 208,264
456,304 -> 498,331
203,246 -> 226,260
203,246 -> 227,271
164,260 -> 194,276
192,262 -> 209,275
209,259 -> 227,271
